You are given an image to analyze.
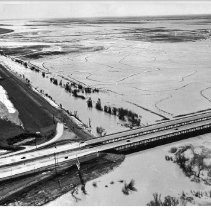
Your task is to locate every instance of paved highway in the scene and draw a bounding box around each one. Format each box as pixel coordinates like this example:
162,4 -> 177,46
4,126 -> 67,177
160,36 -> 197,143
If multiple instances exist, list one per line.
85,110 -> 211,146
1,111 -> 211,181
1,110 -> 211,167
0,122 -> 64,159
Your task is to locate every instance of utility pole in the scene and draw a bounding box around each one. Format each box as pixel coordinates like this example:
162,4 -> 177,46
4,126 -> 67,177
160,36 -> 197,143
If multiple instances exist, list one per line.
54,151 -> 62,191
75,155 -> 87,195
89,118 -> 91,128
35,131 -> 40,149
54,152 -> 58,175
76,155 -> 80,170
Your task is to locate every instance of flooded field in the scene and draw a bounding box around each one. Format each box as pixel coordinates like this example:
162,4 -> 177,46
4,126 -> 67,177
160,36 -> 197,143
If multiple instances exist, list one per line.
1,17 -> 211,134
1,15 -> 211,205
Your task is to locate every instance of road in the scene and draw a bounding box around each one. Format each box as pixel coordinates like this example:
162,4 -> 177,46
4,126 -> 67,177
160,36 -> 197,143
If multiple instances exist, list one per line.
0,57 -> 93,146
84,109 -> 211,146
1,122 -> 64,159
1,110 -> 211,181
0,62 -> 57,135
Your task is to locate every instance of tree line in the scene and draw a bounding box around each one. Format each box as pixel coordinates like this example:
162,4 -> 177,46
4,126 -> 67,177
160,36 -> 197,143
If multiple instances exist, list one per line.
13,58 -> 100,100
13,57 -> 141,128
87,97 -> 141,127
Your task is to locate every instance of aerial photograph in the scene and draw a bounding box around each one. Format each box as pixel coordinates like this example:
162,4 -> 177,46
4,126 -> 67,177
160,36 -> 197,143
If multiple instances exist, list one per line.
1,0 -> 211,206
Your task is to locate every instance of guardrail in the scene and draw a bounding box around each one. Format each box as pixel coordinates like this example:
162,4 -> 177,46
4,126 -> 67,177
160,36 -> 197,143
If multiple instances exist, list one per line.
113,122 -> 211,152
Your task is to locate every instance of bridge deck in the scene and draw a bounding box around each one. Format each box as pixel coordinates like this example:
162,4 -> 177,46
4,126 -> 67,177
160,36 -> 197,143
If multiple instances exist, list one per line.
85,110 -> 211,145
1,111 -> 211,167
1,111 -> 211,181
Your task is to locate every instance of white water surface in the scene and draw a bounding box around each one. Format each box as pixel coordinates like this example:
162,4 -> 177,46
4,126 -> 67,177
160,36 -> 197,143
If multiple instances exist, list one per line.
0,85 -> 16,114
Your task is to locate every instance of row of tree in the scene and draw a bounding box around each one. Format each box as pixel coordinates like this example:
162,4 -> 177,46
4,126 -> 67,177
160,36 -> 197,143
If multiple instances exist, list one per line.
11,62 -> 89,132
13,58 -> 100,96
62,80 -> 99,95
13,57 -> 141,128
14,59 -> 41,73
87,97 -> 141,127
48,76 -> 100,101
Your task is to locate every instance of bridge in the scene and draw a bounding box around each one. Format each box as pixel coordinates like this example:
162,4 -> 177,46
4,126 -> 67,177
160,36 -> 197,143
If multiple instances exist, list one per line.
1,110 -> 211,181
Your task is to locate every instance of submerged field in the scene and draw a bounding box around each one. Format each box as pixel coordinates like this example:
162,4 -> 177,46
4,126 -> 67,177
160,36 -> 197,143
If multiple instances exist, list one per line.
1,15 -> 211,205
1,16 -> 211,135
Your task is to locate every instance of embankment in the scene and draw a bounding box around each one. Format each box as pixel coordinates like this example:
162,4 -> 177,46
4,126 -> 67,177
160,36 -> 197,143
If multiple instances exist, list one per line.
0,62 -> 93,148
0,63 -> 57,142
0,153 -> 125,206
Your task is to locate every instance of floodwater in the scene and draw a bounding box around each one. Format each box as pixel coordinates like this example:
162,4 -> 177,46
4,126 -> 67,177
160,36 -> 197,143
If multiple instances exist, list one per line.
0,85 -> 16,114
0,84 -> 21,125
48,134 -> 211,206
1,15 -> 211,205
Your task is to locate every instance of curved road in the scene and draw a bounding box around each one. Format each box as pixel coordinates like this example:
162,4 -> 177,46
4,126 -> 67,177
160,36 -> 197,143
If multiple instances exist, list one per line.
1,122 -> 64,158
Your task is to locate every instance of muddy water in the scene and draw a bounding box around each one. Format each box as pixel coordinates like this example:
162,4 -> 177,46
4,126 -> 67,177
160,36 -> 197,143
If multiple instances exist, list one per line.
0,60 -> 126,136
1,17 -> 211,205
47,133 -> 211,206
30,37 -> 211,119
22,71 -> 127,136
1,56 -> 161,136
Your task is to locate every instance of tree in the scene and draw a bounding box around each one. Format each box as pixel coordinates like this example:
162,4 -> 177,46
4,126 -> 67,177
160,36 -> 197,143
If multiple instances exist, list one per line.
104,105 -> 108,112
95,98 -> 102,111
72,89 -> 78,97
147,193 -> 162,206
59,80 -> 63,86
112,107 -> 117,115
163,196 -> 179,206
96,126 -> 106,136
53,79 -> 58,85
85,87 -> 91,94
118,107 -> 127,121
87,97 -> 93,108
107,106 -> 112,114
65,83 -> 71,92
23,62 -> 28,68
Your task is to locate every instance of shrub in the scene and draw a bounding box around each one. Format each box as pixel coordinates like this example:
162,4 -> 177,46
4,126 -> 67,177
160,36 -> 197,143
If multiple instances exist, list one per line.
96,98 -> 103,111
87,97 -> 93,108
96,126 -> 106,136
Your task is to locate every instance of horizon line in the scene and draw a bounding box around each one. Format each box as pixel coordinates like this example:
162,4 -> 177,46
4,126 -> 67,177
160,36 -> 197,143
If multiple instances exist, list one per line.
1,13 -> 211,21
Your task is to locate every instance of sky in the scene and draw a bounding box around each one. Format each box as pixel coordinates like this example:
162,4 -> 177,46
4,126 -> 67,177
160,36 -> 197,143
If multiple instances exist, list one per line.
0,1 -> 211,20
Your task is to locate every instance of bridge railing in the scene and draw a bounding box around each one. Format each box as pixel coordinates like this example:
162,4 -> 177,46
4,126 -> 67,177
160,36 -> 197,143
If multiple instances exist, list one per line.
113,122 -> 211,151
86,115 -> 211,147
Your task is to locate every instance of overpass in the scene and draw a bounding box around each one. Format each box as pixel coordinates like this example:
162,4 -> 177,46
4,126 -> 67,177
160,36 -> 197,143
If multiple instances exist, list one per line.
1,110 -> 211,181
